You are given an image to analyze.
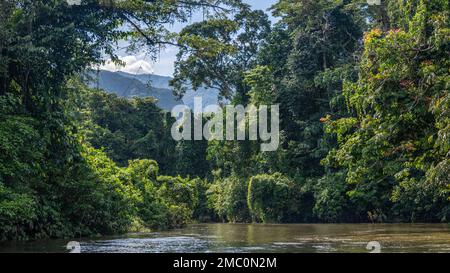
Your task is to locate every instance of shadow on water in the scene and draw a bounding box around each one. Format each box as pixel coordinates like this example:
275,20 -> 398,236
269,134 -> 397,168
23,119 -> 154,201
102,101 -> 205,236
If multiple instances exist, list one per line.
1,223 -> 450,253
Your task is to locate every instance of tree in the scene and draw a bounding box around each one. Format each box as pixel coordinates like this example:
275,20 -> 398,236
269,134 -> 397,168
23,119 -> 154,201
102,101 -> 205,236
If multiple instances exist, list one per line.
248,173 -> 300,223
324,0 -> 450,222
0,0 -> 247,240
78,87 -> 177,173
207,174 -> 251,222
157,175 -> 199,228
269,0 -> 364,178
172,4 -> 271,103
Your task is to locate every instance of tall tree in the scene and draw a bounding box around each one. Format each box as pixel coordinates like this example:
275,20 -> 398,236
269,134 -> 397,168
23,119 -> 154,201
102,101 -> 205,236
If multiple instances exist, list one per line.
0,0 -> 245,239
324,0 -> 450,222
270,0 -> 365,178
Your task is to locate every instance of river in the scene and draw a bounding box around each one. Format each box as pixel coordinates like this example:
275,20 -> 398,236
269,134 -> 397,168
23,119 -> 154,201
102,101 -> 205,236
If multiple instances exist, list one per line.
1,223 -> 450,253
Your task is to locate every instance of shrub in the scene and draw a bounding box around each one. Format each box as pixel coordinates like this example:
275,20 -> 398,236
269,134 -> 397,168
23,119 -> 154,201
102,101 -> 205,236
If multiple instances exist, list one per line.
247,173 -> 299,223
208,175 -> 251,223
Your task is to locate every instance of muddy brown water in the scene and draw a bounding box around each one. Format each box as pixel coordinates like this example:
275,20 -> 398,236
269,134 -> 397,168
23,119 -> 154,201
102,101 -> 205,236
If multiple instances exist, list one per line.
1,223 -> 450,253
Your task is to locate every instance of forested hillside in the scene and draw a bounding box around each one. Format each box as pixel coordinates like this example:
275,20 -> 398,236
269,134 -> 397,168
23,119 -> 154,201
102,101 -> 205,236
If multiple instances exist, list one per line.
0,0 -> 448,241
88,70 -> 220,111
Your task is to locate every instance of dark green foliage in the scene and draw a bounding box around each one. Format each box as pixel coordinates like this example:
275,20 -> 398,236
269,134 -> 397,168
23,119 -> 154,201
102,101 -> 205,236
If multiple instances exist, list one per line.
81,88 -> 177,173
0,0 -> 245,240
173,114 -> 211,178
123,160 -> 203,230
0,116 -> 138,239
157,176 -> 197,211
247,173 -> 299,223
1,0 -> 449,242
172,4 -> 271,102
269,0 -> 364,179
324,0 -> 450,222
192,178 -> 216,222
208,174 -> 251,223
172,0 -> 449,224
312,171 -> 352,223
0,184 -> 37,240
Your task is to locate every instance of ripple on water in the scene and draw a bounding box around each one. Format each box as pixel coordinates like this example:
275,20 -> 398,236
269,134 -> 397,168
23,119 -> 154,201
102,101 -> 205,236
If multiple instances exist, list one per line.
81,236 -> 209,253
4,223 -> 448,253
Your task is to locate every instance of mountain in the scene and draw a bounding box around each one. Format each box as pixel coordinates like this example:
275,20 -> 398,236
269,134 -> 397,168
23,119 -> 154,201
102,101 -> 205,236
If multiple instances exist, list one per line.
88,70 -> 219,112
117,71 -> 172,89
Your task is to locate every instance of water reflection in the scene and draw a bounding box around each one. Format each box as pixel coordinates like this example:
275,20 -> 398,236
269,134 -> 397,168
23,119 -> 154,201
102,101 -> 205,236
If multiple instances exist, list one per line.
1,223 -> 450,253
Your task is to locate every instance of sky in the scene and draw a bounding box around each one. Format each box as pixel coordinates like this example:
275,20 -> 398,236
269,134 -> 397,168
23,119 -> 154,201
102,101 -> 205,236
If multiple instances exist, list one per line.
100,0 -> 279,77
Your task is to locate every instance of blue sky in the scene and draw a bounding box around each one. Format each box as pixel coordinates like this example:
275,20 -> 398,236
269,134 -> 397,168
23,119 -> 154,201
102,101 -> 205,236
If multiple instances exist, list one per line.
101,0 -> 278,76
246,0 -> 278,13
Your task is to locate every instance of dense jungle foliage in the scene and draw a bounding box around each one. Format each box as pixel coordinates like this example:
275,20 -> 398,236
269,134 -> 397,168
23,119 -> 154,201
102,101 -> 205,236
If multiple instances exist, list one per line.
0,0 -> 449,240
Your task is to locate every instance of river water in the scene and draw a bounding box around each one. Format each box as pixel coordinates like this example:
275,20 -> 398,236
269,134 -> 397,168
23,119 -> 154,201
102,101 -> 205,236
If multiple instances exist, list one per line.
1,223 -> 450,253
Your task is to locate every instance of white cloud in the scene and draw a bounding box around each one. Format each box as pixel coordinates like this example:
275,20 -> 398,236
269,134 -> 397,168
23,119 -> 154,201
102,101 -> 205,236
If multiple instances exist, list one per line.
100,49 -> 179,76
100,55 -> 154,75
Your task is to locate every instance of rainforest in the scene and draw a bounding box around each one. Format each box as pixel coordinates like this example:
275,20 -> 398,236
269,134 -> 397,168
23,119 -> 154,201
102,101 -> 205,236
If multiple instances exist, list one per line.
0,0 -> 449,243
